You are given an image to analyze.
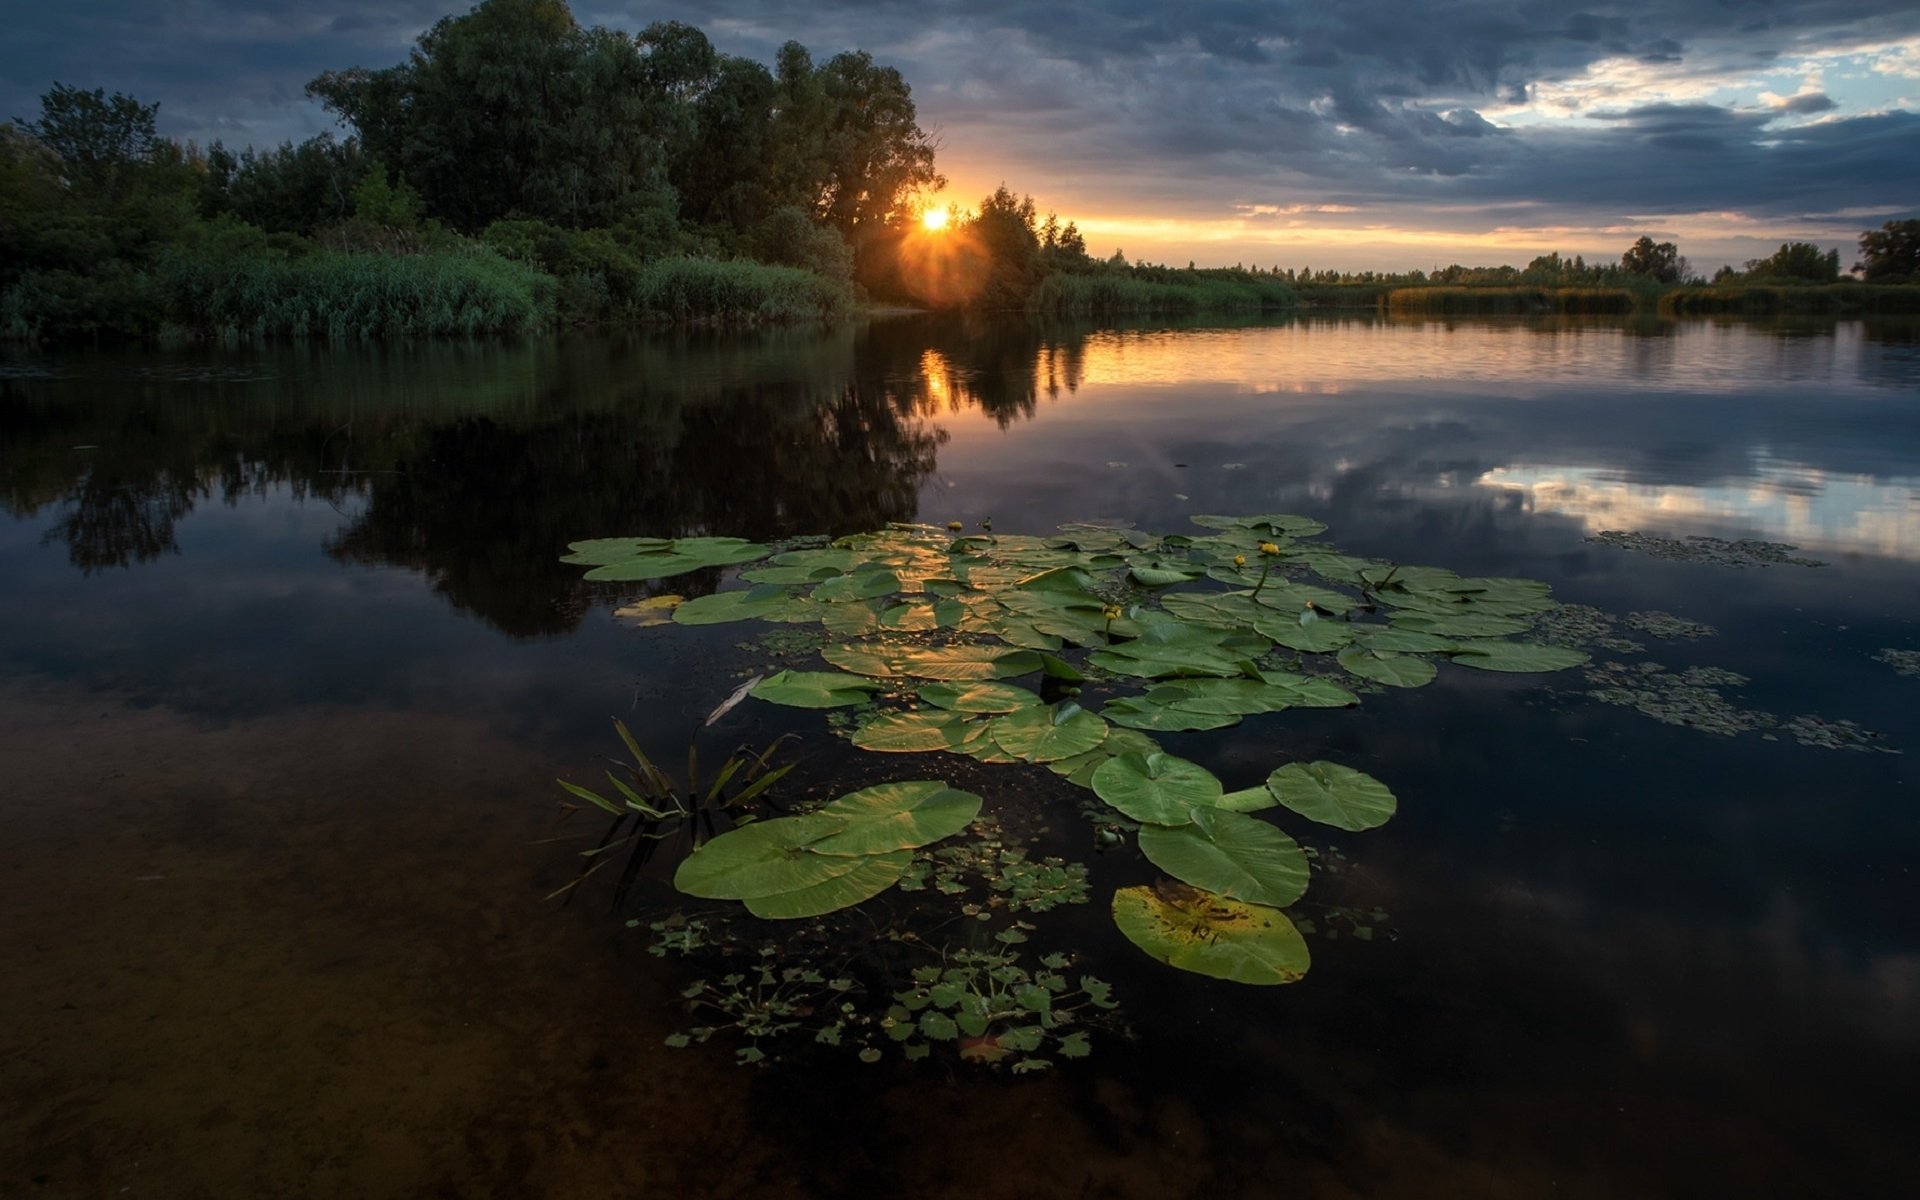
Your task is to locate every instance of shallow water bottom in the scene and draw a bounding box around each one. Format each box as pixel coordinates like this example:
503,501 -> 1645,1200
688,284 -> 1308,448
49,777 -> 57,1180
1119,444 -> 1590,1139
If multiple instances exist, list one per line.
5,680 -> 1908,1199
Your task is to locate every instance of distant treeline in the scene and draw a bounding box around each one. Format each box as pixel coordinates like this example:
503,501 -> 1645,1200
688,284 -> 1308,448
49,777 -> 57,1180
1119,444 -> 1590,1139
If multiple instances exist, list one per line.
2,0 -> 1914,342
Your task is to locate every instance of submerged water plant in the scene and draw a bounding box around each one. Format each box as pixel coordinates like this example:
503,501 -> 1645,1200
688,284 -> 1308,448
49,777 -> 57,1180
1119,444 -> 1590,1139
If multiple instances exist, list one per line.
551,715 -> 794,904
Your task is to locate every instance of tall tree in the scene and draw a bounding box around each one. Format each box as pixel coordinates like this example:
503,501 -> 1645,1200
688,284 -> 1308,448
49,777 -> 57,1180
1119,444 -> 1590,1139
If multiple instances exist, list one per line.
1743,242 -> 1840,283
1620,235 -> 1679,283
813,51 -> 942,235
18,83 -> 161,202
307,0 -> 672,231
1855,220 -> 1920,282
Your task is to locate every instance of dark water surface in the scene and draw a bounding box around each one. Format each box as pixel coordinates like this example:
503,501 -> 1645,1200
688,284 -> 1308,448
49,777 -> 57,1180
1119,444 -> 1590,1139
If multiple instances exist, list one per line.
3,314 -> 1916,1198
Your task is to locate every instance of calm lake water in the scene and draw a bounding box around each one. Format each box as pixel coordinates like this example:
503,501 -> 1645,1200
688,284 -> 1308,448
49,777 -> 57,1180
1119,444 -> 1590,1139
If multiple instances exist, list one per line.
3,313 -> 1917,1198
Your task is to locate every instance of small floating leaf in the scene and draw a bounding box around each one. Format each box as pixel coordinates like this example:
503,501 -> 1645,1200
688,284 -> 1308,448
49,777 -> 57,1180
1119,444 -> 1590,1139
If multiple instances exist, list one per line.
1267,761 -> 1397,831
1112,882 -> 1311,985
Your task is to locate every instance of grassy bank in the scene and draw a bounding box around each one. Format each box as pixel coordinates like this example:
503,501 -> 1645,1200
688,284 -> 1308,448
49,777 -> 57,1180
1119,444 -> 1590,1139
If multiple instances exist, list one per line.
1382,286 -> 1642,315
1658,284 -> 1920,316
1026,272 -> 1298,315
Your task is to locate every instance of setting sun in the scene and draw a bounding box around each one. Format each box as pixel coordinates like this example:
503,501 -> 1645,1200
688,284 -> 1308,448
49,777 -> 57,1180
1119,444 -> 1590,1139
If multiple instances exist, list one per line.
920,206 -> 950,232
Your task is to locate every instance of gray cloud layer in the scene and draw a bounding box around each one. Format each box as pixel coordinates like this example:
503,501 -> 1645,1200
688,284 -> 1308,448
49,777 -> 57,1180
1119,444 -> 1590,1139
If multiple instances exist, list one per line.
4,1 -> 1915,249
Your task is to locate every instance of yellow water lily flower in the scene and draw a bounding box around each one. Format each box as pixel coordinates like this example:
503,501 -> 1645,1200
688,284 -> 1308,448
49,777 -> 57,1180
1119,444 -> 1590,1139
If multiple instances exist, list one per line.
1233,554 -> 1247,568
1258,541 -> 1280,556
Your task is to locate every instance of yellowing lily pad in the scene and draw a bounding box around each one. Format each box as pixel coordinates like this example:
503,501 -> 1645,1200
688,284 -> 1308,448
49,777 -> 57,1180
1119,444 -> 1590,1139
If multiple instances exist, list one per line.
1112,882 -> 1311,985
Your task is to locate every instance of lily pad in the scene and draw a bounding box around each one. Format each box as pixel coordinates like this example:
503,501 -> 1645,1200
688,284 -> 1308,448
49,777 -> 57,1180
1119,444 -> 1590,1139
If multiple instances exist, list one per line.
1445,641 -> 1590,673
918,681 -> 1044,713
750,670 -> 885,709
812,568 -> 902,603
1267,761 -> 1397,831
1112,882 -> 1311,985
824,644 -> 1043,681
1137,808 -> 1310,908
672,587 -> 819,626
1091,752 -> 1221,824
564,536 -> 770,581
1254,615 -> 1355,652
1388,610 -> 1532,639
1100,698 -> 1241,733
810,781 -> 983,856
745,851 -> 913,919
673,813 -> 860,900
989,703 -> 1109,763
852,710 -> 983,753
1336,646 -> 1437,688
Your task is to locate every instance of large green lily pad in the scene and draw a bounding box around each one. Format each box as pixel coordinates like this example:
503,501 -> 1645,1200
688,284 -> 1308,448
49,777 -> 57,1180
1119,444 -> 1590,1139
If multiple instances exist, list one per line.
1112,882 -> 1311,985
810,781 -> 983,856
1445,641 -> 1590,673
1267,761 -> 1397,831
1137,808 -> 1310,907
750,670 -> 885,709
745,851 -> 913,919
564,536 -> 770,581
1091,752 -> 1221,824
918,681 -> 1044,714
988,702 -> 1109,763
673,813 -> 860,900
824,644 -> 1043,681
1336,646 -> 1437,688
851,710 -> 983,753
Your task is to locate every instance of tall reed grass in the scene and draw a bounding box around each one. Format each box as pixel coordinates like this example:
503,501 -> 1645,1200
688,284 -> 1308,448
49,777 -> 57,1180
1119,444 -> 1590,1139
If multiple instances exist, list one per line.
161,248 -> 557,338
629,258 -> 855,324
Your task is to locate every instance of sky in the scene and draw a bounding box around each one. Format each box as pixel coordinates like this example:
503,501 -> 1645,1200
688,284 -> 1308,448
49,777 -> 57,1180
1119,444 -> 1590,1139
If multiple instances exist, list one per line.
4,0 -> 1917,273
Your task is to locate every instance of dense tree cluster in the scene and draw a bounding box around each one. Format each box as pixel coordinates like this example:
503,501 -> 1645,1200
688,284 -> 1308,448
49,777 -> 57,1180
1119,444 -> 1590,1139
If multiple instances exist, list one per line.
0,0 -> 942,338
1855,220 -> 1920,283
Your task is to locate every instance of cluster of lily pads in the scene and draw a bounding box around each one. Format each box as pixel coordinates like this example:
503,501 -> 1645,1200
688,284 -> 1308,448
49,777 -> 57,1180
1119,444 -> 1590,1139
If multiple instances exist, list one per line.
564,517 -> 1589,987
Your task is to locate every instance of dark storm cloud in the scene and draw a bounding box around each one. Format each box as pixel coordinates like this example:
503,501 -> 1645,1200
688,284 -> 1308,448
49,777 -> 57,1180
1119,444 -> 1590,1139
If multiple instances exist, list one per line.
2,0 -> 1915,233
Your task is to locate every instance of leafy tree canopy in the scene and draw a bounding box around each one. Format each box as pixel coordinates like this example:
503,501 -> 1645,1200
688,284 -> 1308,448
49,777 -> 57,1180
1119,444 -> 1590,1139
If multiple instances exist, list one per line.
1856,219 -> 1920,282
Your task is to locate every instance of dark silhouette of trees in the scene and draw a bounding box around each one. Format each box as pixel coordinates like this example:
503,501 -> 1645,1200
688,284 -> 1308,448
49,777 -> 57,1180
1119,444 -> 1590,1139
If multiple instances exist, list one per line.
1620,236 -> 1680,283
1856,220 -> 1920,282
1742,242 -> 1840,283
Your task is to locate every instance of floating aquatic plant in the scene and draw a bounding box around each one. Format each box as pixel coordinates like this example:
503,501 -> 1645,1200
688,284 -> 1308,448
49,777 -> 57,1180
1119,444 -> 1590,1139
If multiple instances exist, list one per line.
1586,530 -> 1825,568
567,514 -> 1597,994
1873,648 -> 1920,678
